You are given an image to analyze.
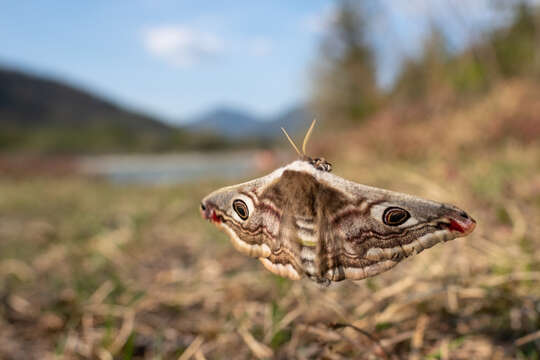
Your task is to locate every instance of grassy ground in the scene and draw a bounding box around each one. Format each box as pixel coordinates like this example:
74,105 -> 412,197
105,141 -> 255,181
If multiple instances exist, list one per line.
0,82 -> 539,359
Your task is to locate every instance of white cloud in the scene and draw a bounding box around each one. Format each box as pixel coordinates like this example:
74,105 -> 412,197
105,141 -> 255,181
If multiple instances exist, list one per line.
142,25 -> 224,67
249,37 -> 272,57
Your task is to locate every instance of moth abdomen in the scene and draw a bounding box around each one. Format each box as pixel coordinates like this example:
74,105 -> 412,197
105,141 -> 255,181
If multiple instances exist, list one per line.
299,246 -> 317,276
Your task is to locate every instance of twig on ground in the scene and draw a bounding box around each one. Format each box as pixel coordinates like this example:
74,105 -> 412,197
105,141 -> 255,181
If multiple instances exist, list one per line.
515,330 -> 540,347
331,322 -> 393,360
178,336 -> 204,360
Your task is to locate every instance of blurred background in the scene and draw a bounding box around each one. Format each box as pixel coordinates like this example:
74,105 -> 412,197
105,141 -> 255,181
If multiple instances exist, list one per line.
1,1 -> 539,359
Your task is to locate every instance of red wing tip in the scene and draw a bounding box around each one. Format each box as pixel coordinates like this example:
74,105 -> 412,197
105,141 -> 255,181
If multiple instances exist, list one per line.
211,210 -> 222,223
448,217 -> 476,235
200,202 -> 222,224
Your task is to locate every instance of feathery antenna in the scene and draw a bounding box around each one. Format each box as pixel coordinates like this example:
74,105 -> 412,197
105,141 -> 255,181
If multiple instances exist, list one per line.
281,119 -> 317,158
281,127 -> 302,157
302,119 -> 316,155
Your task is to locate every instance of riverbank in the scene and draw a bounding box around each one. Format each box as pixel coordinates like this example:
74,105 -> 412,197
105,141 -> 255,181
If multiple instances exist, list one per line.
0,150 -> 287,184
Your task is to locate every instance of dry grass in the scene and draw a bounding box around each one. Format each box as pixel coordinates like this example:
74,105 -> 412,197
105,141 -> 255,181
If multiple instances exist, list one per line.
0,82 -> 539,359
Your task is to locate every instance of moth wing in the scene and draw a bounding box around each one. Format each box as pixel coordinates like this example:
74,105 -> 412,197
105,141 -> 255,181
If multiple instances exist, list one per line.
255,208 -> 304,281
312,188 -> 404,282
315,172 -> 462,281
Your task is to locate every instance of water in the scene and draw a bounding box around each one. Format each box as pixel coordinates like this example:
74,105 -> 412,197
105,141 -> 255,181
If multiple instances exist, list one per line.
78,152 -> 258,185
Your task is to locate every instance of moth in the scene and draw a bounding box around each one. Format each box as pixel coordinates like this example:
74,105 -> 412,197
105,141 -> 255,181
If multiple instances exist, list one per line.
200,121 -> 476,285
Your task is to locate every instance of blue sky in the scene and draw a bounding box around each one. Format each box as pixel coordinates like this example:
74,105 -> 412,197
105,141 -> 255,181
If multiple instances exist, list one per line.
0,1 -> 526,123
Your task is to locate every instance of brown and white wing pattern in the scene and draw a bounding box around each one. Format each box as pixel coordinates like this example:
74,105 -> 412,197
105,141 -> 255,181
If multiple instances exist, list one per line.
200,166 -> 305,280
201,160 -> 476,283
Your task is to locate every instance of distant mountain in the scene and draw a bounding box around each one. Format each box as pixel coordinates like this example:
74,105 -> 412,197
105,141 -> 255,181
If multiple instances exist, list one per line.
0,66 -> 189,153
0,67 -> 168,131
185,104 -> 311,139
185,107 -> 263,138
